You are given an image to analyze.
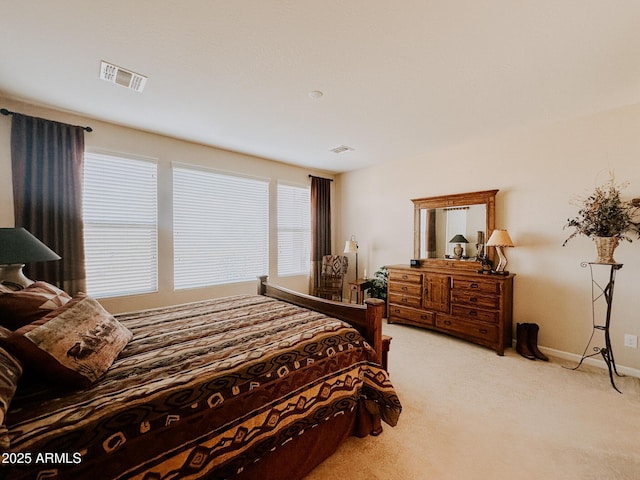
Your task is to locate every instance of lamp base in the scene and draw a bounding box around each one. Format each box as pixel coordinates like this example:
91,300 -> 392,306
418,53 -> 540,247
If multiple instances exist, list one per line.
490,270 -> 510,276
493,246 -> 509,273
0,264 -> 34,289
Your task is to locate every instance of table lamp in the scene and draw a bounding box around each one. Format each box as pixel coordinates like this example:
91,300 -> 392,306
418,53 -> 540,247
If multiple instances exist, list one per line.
486,229 -> 514,274
449,234 -> 469,259
0,228 -> 61,288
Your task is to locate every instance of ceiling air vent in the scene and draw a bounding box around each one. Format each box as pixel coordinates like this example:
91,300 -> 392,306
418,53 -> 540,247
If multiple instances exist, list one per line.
100,61 -> 147,92
329,145 -> 354,154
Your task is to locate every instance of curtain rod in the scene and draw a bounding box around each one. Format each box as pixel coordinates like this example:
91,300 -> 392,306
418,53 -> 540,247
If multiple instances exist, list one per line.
308,174 -> 333,182
1,108 -> 93,132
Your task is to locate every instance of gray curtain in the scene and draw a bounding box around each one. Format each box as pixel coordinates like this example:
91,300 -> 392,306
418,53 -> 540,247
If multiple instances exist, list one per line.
11,113 -> 86,295
310,176 -> 331,293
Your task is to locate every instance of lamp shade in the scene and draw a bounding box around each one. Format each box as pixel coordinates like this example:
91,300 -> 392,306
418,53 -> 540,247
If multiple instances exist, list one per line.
0,228 -> 61,264
343,236 -> 358,253
449,234 -> 469,244
486,229 -> 514,247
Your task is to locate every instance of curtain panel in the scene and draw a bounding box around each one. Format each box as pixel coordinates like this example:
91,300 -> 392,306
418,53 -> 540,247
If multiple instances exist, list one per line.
309,176 -> 332,293
11,113 -> 86,294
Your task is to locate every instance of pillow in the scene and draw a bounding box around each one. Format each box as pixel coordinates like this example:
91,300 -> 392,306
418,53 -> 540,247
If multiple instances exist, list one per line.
0,340 -> 23,450
0,281 -> 72,330
0,294 -> 132,388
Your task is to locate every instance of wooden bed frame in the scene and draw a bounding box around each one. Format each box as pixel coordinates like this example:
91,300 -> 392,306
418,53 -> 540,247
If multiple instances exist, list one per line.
3,279 -> 395,480
247,276 -> 389,479
258,275 -> 385,365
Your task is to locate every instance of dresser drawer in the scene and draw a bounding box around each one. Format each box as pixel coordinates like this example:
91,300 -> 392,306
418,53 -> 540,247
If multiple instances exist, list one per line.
451,305 -> 499,324
436,316 -> 498,343
451,278 -> 500,295
451,291 -> 499,309
388,292 -> 422,308
388,282 -> 422,296
388,304 -> 435,327
389,271 -> 422,284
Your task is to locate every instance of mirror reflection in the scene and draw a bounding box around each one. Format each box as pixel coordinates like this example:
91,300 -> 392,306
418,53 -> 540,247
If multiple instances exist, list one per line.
412,189 -> 498,265
418,204 -> 487,259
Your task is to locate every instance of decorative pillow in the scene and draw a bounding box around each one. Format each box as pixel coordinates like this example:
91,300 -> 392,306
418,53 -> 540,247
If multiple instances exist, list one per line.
0,294 -> 132,388
0,340 -> 23,450
0,281 -> 72,330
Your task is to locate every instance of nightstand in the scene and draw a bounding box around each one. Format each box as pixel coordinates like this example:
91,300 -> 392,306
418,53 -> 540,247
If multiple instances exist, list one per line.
348,279 -> 371,304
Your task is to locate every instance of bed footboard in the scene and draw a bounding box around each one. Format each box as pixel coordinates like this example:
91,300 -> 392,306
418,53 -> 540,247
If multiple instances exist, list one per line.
258,275 -> 384,365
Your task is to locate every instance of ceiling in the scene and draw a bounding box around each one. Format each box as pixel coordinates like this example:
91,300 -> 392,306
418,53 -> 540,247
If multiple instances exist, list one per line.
1,1 -> 639,173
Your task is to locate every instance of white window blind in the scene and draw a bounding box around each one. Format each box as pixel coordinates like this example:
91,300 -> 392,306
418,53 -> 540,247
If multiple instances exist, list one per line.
83,152 -> 158,298
277,183 -> 310,276
173,165 -> 269,289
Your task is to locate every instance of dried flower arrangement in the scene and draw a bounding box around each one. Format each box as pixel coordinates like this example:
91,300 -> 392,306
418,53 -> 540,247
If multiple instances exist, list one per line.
563,173 -> 640,247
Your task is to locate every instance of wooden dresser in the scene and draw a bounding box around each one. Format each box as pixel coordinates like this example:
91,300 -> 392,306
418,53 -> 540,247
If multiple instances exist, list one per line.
387,264 -> 514,355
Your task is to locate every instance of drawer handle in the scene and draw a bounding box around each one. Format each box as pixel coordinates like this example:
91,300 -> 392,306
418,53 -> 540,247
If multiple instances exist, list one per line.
401,286 -> 408,291
470,283 -> 479,288
401,296 -> 408,303
420,315 -> 429,320
469,310 -> 477,316
469,297 -> 478,303
444,320 -> 452,325
402,274 -> 408,280
479,328 -> 488,334
393,308 -> 400,314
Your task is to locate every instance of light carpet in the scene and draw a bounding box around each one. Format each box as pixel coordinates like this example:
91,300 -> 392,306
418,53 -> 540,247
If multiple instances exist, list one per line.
305,322 -> 640,480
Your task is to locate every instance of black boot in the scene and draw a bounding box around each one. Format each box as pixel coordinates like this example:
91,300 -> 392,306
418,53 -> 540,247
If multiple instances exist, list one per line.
527,323 -> 549,361
516,323 -> 536,360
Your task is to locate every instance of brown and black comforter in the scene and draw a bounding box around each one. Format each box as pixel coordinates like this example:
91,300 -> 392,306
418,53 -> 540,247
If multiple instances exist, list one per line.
4,295 -> 401,479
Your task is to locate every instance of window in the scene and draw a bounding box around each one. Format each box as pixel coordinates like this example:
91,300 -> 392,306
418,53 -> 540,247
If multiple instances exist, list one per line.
277,183 -> 310,276
173,164 -> 269,289
83,152 -> 158,298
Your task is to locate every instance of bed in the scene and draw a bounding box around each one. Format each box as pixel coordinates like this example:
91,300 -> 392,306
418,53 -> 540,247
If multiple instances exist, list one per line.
0,276 -> 401,479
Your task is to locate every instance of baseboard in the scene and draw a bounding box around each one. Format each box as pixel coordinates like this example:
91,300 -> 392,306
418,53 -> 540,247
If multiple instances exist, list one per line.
511,341 -> 640,379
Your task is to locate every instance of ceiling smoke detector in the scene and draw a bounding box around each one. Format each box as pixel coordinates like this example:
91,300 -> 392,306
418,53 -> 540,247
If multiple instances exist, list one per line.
329,145 -> 354,154
100,61 -> 147,92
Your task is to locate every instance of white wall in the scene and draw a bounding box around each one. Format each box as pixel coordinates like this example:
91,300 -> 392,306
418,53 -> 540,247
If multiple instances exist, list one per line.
337,103 -> 640,371
0,97 -> 335,313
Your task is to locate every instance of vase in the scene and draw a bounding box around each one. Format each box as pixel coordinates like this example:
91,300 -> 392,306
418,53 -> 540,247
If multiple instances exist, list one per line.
593,236 -> 619,264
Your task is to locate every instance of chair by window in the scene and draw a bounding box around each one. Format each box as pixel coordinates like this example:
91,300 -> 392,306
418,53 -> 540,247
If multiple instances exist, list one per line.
314,255 -> 348,301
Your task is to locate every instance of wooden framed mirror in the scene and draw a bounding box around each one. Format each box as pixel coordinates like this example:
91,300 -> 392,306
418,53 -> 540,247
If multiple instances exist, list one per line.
412,189 -> 498,268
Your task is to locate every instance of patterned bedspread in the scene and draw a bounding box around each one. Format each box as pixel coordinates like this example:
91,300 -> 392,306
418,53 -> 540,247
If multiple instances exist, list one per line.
4,295 -> 401,479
